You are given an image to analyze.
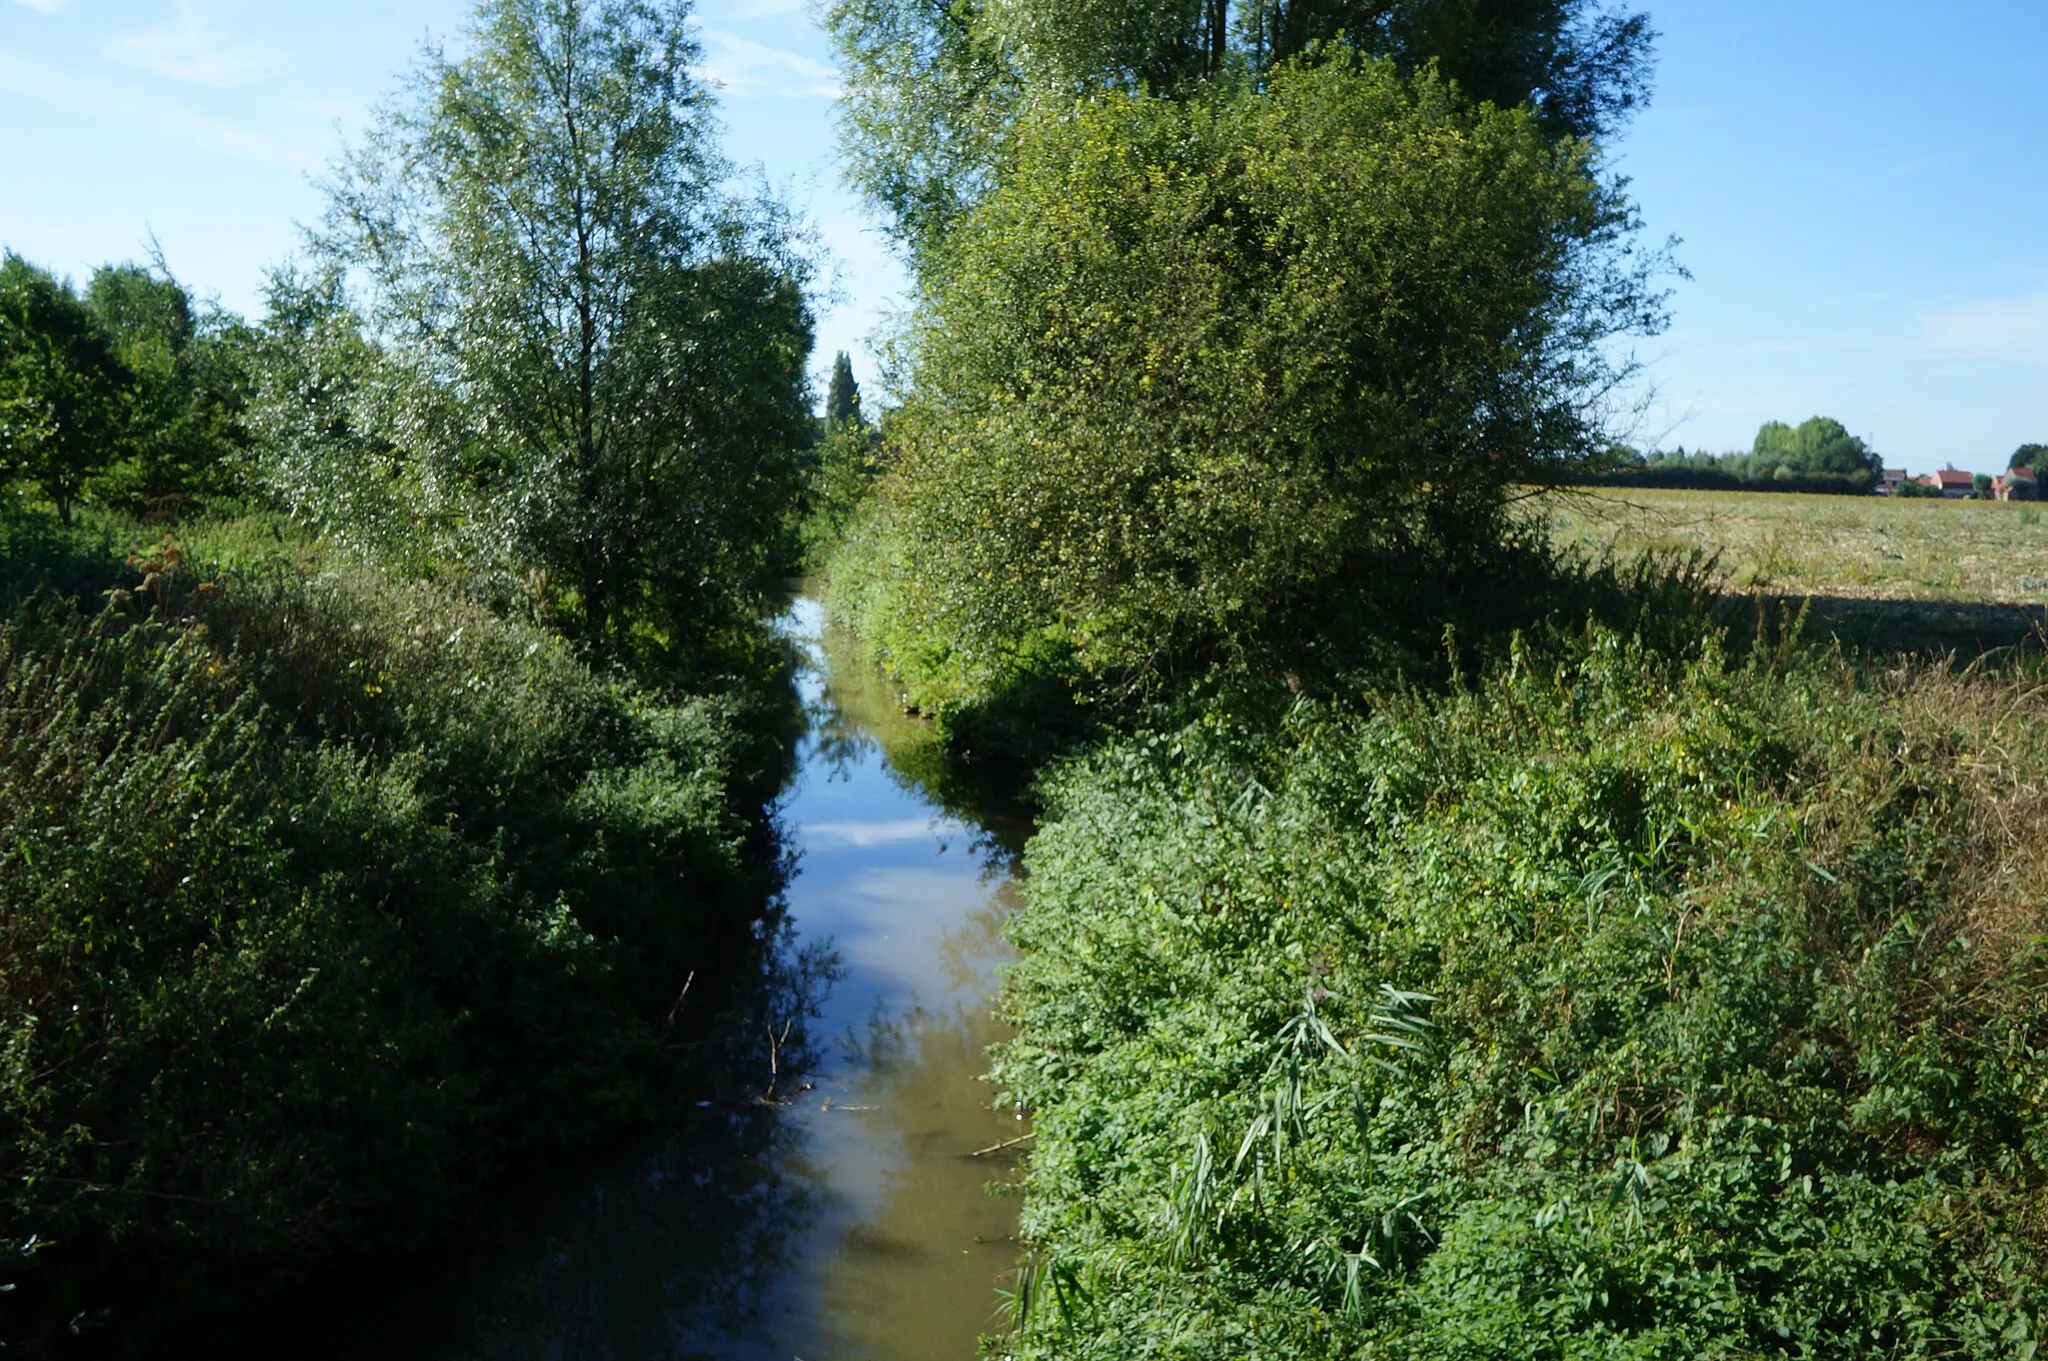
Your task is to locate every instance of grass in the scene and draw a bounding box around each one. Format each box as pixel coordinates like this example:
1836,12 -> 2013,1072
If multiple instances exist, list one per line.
1548,487 -> 2048,603
0,507 -> 802,1352
995,624 -> 2048,1359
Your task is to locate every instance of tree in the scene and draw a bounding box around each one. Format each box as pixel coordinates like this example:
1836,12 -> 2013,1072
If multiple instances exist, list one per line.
0,254 -> 129,525
877,58 -> 1662,690
317,0 -> 815,644
1750,415 -> 1878,481
246,264 -> 424,554
825,350 -> 863,433
831,0 -> 1655,260
85,260 -> 254,509
2011,443 -> 2047,472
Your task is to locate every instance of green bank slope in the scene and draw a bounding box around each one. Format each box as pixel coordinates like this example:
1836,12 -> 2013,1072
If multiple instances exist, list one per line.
991,626 -> 2047,1358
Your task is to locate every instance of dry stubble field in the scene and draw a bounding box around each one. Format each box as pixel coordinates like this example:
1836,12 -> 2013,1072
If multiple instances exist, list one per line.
1546,486 -> 2048,651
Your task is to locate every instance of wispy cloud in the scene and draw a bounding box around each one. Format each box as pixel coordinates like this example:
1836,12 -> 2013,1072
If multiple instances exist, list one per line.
704,0 -> 811,16
699,27 -> 839,99
806,817 -> 958,849
10,0 -> 70,12
110,1 -> 283,87
0,49 -> 313,168
1922,288 -> 2048,365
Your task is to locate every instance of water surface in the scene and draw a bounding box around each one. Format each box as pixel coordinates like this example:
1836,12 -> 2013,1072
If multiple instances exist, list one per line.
261,597 -> 1029,1360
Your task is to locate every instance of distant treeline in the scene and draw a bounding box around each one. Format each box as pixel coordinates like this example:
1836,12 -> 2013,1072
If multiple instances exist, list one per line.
1572,415 -> 1881,494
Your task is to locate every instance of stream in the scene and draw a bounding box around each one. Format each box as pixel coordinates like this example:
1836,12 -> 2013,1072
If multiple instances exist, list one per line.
237,597 -> 1028,1359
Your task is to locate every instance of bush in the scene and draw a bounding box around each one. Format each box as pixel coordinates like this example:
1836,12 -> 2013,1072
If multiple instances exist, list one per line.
0,527 -> 795,1348
867,56 -> 1661,702
995,625 -> 2048,1358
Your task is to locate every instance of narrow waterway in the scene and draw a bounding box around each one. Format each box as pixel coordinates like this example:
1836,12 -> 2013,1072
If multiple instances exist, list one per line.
698,595 -> 1028,1357
240,597 -> 1028,1360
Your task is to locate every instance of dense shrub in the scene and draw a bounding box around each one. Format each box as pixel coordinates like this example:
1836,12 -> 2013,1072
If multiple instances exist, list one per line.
0,533 -> 795,1349
995,626 -> 2048,1357
857,57 -> 1662,705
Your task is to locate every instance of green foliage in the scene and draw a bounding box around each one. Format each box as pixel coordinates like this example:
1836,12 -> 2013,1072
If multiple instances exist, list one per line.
0,517 -> 796,1348
830,0 -> 1655,260
0,254 -> 129,525
1615,417 -> 1883,492
865,58 -> 1662,699
2011,443 -> 2047,473
84,260 -> 256,511
245,264 -> 426,562
311,0 -> 816,646
1750,414 -> 1881,479
995,625 -> 2048,1358
825,350 -> 863,433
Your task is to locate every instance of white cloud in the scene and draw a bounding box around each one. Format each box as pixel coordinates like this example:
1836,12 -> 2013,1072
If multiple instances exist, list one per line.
704,0 -> 811,16
0,49 -> 313,168
806,817 -> 961,849
699,27 -> 840,99
110,1 -> 283,87
1922,288 -> 2048,365
11,0 -> 71,13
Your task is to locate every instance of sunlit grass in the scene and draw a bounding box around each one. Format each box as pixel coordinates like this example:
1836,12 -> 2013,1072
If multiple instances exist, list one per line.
1547,487 -> 2048,602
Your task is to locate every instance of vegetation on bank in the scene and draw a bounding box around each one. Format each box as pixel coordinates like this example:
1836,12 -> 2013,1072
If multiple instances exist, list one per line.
0,514 -> 798,1348
815,1 -> 2048,1355
1,0 -> 833,1349
994,622 -> 2048,1357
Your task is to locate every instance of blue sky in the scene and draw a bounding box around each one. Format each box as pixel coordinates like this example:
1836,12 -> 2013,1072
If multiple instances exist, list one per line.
1,0 -> 2042,472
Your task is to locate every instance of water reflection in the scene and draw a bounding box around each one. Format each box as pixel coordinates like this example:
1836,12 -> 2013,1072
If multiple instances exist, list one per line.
233,599 -> 1026,1360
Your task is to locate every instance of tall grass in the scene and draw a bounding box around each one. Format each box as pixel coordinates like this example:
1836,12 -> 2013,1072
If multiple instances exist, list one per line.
994,623 -> 2048,1358
0,514 -> 799,1350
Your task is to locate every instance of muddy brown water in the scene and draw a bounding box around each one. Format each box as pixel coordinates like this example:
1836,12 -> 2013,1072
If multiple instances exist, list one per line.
223,598 -> 1027,1360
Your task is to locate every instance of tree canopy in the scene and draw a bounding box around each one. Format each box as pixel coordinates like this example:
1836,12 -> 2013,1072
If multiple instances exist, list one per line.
825,350 -> 863,433
830,0 -> 1655,259
870,57 -> 1661,692
85,261 -> 254,508
1749,415 -> 1879,480
313,0 -> 815,644
0,254 -> 129,525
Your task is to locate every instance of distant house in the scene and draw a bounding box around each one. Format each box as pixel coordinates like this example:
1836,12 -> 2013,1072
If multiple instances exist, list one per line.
1880,468 -> 1908,495
1994,467 -> 2039,502
1927,469 -> 1975,498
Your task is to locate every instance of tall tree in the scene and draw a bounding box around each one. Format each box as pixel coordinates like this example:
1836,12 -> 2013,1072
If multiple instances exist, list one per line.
0,254 -> 129,525
317,0 -> 815,643
1750,415 -> 1879,480
85,261 -> 254,508
825,350 -> 863,432
877,59 -> 1663,690
830,0 -> 1654,260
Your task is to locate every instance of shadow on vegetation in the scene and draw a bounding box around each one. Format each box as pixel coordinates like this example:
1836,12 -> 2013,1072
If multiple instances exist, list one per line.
0,512 -> 828,1358
1770,594 -> 2048,659
193,922 -> 843,1361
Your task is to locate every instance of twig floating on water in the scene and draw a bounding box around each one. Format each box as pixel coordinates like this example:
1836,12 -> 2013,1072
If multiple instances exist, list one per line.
970,1132 -> 1037,1158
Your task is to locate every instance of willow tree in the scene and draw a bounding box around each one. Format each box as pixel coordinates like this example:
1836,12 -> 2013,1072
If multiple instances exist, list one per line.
830,0 -> 1654,260
873,58 -> 1665,693
318,0 -> 814,643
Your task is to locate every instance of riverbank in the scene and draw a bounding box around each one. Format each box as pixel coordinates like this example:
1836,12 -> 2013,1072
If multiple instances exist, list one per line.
0,511 -> 803,1353
992,629 -> 2048,1357
816,526 -> 2048,1356
187,595 -> 1032,1360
